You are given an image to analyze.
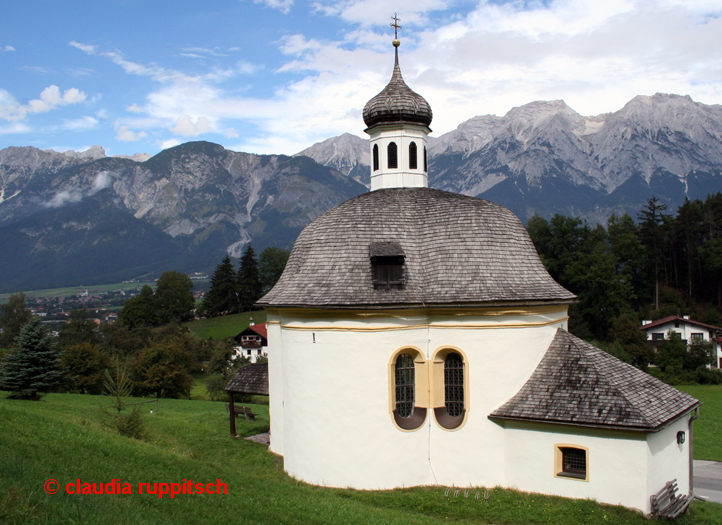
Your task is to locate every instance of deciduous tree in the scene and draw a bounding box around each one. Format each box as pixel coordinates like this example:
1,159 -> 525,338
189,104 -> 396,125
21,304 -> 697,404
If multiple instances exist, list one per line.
0,292 -> 32,349
154,271 -> 195,324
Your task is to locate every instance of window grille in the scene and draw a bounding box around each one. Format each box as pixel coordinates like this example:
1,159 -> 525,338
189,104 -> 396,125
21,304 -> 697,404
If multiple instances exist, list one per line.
388,142 -> 398,169
444,352 -> 464,417
560,447 -> 586,479
409,142 -> 417,169
373,144 -> 379,171
423,146 -> 427,172
395,354 -> 415,418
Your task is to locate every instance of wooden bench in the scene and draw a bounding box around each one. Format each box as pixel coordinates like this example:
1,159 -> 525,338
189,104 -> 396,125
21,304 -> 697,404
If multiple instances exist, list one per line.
226,404 -> 257,421
650,479 -> 693,518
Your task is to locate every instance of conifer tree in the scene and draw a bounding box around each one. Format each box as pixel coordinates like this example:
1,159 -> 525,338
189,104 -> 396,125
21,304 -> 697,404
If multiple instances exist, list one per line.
238,244 -> 262,311
205,255 -> 239,316
0,318 -> 63,399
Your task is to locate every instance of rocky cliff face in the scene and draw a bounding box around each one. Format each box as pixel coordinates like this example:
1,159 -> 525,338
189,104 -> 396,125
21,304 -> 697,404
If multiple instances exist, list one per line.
0,141 -> 366,292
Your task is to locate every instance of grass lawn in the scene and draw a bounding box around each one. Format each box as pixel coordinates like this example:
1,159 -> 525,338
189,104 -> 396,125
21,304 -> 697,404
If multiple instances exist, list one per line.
183,311 -> 267,341
678,385 -> 722,462
2,392 -> 721,525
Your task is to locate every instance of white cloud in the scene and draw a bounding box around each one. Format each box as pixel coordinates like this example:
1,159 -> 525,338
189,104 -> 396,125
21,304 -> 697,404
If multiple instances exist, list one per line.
0,121 -> 32,135
90,171 -> 112,194
253,0 -> 294,15
115,125 -> 148,141
225,128 -> 239,138
69,41 -> 97,54
2,45 -> 15,52
159,138 -> 181,150
0,85 -> 88,122
168,115 -> 213,136
60,116 -> 98,131
45,189 -> 83,208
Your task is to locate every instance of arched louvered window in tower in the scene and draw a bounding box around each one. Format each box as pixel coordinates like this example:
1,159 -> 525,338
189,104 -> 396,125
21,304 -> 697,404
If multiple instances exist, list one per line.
423,146 -> 427,172
409,141 -> 418,170
388,142 -> 398,169
373,144 -> 379,171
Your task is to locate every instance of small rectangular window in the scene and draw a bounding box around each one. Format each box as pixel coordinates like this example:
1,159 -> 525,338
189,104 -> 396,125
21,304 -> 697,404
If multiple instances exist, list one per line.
652,333 -> 664,341
555,445 -> 588,481
691,333 -> 704,341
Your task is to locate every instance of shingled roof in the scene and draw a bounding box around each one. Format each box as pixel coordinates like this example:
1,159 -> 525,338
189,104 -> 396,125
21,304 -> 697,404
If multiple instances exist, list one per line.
258,188 -> 575,309
362,49 -> 433,130
226,363 -> 268,396
490,329 -> 700,432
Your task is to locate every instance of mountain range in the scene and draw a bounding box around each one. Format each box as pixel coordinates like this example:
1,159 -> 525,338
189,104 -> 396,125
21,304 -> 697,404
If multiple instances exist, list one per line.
3,92 -> 722,292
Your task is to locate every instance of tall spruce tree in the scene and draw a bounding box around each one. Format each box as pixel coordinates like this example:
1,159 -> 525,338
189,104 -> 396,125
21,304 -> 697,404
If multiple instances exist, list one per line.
238,244 -> 262,311
0,318 -> 64,399
638,197 -> 670,311
205,255 -> 239,316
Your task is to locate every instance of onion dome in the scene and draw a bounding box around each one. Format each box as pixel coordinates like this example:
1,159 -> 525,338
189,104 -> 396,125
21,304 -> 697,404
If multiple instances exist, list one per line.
362,45 -> 433,129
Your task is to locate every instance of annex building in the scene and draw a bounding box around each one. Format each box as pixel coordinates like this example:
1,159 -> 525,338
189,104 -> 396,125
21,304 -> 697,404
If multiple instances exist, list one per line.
257,26 -> 700,515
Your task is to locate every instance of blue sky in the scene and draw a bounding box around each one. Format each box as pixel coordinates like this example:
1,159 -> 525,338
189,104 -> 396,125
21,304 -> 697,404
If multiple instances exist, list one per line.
1,0 -> 722,157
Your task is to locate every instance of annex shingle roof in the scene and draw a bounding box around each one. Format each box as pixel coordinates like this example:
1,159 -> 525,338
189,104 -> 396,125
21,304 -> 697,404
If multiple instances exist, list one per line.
362,50 -> 433,129
226,363 -> 269,396
258,188 -> 576,309
490,329 -> 700,432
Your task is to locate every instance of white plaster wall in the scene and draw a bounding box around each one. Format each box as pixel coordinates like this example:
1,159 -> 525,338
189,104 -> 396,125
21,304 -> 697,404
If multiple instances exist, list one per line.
646,416 -> 692,509
427,322 -> 560,488
501,422 -> 649,512
368,124 -> 428,191
280,324 -> 432,489
267,315 -> 284,456
273,307 -> 568,490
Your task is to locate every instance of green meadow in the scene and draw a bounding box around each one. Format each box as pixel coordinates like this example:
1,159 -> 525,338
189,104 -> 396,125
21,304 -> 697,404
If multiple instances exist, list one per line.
2,388 -> 722,524
183,311 -> 267,341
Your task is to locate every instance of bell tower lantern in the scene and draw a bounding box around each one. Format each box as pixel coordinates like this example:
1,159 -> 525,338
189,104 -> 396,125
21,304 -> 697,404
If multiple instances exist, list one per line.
362,15 -> 433,191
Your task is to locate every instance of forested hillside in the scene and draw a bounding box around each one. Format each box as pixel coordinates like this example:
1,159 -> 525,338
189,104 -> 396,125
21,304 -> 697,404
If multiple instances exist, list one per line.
528,194 -> 722,340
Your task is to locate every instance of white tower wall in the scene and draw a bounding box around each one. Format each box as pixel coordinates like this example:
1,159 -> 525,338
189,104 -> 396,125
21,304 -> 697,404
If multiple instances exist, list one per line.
368,124 -> 430,191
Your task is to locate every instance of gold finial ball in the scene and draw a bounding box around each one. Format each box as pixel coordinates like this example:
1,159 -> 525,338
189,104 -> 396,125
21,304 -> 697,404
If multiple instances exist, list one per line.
393,39 -> 400,47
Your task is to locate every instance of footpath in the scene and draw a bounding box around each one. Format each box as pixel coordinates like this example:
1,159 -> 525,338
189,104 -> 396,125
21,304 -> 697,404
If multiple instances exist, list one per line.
694,460 -> 722,504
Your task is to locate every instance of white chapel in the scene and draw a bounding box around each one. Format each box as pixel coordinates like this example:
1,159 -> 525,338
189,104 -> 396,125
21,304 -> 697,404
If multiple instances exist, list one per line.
257,22 -> 700,515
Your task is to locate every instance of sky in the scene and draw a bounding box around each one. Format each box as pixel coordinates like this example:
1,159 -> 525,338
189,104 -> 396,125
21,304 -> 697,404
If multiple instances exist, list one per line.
1,0 -> 722,158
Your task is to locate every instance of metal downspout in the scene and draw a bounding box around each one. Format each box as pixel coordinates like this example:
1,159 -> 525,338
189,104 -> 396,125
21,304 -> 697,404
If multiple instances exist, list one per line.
689,407 -> 700,496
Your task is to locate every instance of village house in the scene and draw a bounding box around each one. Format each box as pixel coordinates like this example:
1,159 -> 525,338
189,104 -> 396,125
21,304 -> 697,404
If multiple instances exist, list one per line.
233,319 -> 267,363
640,315 -> 722,368
256,25 -> 700,515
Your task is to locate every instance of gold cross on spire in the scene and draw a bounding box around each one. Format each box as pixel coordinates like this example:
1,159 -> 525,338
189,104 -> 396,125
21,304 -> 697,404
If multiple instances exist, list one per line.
390,13 -> 402,39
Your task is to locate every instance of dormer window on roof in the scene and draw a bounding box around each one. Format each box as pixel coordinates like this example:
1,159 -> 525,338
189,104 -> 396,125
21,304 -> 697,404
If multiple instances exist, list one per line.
370,241 -> 405,290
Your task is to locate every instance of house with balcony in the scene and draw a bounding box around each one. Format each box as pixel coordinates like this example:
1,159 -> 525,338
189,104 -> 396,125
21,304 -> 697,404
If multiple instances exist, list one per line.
640,316 -> 722,368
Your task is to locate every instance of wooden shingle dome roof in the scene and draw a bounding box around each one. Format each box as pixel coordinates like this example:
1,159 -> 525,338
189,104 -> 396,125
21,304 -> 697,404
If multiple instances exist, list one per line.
362,49 -> 433,130
258,188 -> 575,309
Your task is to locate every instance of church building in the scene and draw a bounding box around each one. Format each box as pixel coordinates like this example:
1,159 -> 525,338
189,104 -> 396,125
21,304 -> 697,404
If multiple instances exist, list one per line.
257,22 -> 700,515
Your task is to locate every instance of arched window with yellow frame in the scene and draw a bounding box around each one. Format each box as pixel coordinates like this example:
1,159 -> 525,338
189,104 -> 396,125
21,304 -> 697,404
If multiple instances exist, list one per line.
388,347 -> 428,431
431,347 -> 469,430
